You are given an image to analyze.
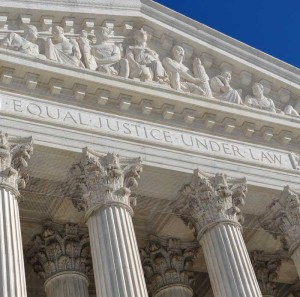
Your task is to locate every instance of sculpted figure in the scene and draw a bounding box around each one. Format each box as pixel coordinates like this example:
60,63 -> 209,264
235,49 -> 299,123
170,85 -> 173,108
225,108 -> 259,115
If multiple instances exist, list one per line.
245,83 -> 276,112
45,25 -> 84,67
0,25 -> 45,59
78,27 -> 129,77
163,45 -> 212,97
284,105 -> 300,117
210,71 -> 243,104
126,28 -> 168,83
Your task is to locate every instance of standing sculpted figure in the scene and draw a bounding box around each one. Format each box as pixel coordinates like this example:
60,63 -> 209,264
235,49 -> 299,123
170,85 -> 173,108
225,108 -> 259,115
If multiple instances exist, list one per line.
163,45 -> 212,97
210,71 -> 243,104
0,25 -> 45,59
45,25 -> 84,67
126,28 -> 168,83
78,27 -> 129,77
245,83 -> 276,112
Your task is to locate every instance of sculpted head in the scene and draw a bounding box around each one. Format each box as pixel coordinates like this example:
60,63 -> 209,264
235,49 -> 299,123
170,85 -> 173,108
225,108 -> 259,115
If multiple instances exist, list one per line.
172,45 -> 185,62
24,25 -> 38,42
221,71 -> 232,82
95,27 -> 110,42
52,26 -> 65,42
134,28 -> 147,45
252,83 -> 264,98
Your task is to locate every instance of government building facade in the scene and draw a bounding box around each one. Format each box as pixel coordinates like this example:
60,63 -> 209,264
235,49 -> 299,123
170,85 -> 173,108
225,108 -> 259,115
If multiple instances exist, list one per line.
0,0 -> 300,296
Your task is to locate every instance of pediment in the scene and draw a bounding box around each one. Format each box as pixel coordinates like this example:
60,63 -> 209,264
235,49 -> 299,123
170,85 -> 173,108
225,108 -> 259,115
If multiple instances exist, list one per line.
0,0 -> 300,153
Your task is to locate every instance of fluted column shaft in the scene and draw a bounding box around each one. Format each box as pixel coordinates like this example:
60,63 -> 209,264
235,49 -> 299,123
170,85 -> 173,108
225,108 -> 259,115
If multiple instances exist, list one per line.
0,133 -> 33,297
171,170 -> 262,297
291,247 -> 300,278
154,286 -> 193,297
88,205 -> 148,297
44,272 -> 89,297
201,223 -> 261,297
0,188 -> 27,297
70,149 -> 148,297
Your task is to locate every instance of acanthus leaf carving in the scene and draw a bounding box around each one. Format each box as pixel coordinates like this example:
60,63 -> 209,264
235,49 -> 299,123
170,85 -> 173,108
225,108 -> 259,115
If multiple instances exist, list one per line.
170,169 -> 247,240
69,147 -> 142,218
0,132 -> 33,197
261,186 -> 300,254
140,236 -> 198,296
26,222 -> 91,281
250,250 -> 282,296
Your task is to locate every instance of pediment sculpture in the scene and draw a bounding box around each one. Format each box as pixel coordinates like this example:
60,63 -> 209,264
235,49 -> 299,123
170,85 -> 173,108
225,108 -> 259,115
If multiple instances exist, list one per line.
45,25 -> 84,67
284,104 -> 300,117
78,27 -> 129,78
0,21 -> 300,118
210,71 -> 243,104
163,45 -> 212,97
126,28 -> 168,84
245,83 -> 277,113
0,25 -> 45,60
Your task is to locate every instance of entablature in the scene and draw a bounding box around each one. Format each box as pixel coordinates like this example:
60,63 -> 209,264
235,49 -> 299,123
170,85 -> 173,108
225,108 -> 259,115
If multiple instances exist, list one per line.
0,49 -> 300,153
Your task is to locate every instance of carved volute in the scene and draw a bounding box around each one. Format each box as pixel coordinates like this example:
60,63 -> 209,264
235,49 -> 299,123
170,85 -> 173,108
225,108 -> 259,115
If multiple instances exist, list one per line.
170,169 -> 247,240
261,186 -> 300,255
0,132 -> 33,197
69,148 -> 143,218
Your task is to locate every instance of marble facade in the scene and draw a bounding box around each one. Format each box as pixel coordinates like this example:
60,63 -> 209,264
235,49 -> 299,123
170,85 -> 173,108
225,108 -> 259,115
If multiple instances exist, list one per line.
0,0 -> 300,296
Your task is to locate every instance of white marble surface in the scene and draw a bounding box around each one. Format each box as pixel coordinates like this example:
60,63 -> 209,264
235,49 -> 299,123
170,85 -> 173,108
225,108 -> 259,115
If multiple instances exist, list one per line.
88,206 -> 148,297
44,273 -> 89,297
201,223 -> 262,297
0,188 -> 27,297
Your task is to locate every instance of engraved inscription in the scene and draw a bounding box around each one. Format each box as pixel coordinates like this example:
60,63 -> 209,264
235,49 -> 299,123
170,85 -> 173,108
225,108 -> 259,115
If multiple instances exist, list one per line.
1,95 -> 295,170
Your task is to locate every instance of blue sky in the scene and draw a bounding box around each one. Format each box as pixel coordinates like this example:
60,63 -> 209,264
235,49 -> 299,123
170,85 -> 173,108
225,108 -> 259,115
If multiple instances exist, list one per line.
154,0 -> 299,68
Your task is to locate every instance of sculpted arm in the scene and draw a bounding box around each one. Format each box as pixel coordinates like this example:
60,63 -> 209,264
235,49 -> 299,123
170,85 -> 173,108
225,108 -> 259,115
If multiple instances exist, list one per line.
269,99 -> 276,112
0,33 -> 21,50
163,57 -> 203,84
94,45 -> 121,65
70,39 -> 82,60
126,47 -> 141,69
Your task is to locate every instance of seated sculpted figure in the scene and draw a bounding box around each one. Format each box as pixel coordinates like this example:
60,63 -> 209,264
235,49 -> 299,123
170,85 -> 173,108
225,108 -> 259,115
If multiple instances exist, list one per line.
45,25 -> 84,67
126,28 -> 168,83
0,25 -> 45,59
245,83 -> 276,112
284,104 -> 300,117
210,71 -> 243,104
78,27 -> 129,77
163,45 -> 212,97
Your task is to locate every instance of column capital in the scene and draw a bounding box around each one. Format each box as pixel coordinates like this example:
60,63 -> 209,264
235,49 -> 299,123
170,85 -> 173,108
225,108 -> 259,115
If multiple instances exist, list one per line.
171,169 -> 247,240
261,186 -> 300,255
26,222 -> 91,283
250,250 -> 282,296
140,235 -> 198,296
0,132 -> 33,197
69,147 -> 143,219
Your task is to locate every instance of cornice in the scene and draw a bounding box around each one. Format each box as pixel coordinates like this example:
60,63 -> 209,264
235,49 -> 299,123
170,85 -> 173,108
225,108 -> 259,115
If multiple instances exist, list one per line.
0,50 -> 300,152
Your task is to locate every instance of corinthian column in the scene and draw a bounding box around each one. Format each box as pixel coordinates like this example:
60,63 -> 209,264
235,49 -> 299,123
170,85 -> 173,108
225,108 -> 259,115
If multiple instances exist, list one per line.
26,222 -> 91,297
250,250 -> 281,297
0,132 -> 33,297
70,148 -> 148,297
261,186 -> 300,278
140,236 -> 198,297
171,169 -> 262,297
